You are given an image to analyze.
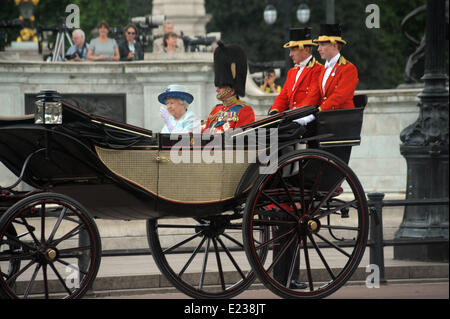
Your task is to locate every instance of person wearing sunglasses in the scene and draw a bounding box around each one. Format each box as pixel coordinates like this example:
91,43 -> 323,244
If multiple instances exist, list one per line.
119,24 -> 144,61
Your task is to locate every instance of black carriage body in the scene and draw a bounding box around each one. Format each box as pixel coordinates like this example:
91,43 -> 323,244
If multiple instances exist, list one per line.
0,103 -> 245,219
0,99 -> 365,220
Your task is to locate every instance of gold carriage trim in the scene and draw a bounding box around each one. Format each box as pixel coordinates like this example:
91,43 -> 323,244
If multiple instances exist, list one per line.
319,139 -> 360,145
95,146 -> 158,196
95,146 -> 252,204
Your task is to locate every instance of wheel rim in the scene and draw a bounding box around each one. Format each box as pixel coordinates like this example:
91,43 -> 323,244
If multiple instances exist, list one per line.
147,213 -> 268,299
0,194 -> 101,299
244,151 -> 368,299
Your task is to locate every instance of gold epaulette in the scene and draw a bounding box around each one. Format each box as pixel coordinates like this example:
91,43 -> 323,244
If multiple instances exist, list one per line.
338,56 -> 348,66
237,100 -> 251,108
308,57 -> 322,68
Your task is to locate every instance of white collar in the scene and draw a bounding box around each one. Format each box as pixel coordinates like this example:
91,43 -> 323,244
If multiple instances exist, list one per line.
325,53 -> 340,69
295,55 -> 312,68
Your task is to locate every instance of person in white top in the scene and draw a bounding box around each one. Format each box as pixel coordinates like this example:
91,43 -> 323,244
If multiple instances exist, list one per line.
303,23 -> 358,111
158,84 -> 199,133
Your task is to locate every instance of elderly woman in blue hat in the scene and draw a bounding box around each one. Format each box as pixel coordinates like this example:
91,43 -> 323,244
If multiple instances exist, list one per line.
158,84 -> 199,133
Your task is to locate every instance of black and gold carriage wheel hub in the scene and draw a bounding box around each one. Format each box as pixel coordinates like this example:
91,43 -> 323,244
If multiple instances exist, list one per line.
307,220 -> 318,231
299,217 -> 321,234
45,248 -> 57,261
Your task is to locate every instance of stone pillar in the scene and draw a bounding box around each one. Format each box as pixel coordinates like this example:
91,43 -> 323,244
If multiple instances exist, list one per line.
394,0 -> 449,261
152,0 -> 211,36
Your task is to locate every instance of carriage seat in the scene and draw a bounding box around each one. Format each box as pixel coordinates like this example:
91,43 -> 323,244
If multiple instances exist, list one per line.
353,94 -> 368,109
314,94 -> 367,164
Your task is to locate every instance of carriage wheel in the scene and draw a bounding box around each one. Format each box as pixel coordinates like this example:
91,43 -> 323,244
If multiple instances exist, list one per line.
0,193 -> 101,299
147,213 -> 268,299
243,149 -> 369,299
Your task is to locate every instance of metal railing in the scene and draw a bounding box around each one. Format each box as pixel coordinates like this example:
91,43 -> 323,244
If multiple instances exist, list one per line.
367,192 -> 449,284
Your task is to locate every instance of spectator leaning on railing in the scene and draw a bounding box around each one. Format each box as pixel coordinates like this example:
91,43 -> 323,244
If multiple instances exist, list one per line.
119,23 -> 144,61
65,29 -> 89,61
87,21 -> 120,61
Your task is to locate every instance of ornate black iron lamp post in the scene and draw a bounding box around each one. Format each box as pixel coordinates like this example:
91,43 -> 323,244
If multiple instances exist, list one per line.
395,0 -> 449,261
263,0 -> 311,73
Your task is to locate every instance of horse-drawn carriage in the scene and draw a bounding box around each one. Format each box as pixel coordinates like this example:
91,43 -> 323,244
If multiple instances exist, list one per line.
0,90 -> 368,299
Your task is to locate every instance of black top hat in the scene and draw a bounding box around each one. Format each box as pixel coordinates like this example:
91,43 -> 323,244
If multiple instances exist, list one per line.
283,27 -> 317,48
314,24 -> 347,45
214,41 -> 247,97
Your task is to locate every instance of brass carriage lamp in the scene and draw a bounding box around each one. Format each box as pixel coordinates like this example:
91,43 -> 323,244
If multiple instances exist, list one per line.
34,90 -> 63,124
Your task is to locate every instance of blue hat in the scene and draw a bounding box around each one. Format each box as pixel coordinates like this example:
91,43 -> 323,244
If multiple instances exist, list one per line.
158,84 -> 194,105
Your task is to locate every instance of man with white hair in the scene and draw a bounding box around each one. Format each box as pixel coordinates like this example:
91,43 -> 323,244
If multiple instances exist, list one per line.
65,29 -> 89,61
152,21 -> 185,53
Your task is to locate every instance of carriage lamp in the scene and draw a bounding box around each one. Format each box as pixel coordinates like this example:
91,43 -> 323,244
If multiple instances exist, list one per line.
34,90 -> 63,124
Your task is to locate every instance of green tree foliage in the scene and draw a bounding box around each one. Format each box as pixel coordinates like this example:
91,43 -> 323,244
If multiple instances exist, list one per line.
0,0 -> 151,45
205,0 -> 430,89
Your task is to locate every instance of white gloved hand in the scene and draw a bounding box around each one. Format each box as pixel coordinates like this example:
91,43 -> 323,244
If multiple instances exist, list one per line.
293,114 -> 315,126
160,106 -> 175,132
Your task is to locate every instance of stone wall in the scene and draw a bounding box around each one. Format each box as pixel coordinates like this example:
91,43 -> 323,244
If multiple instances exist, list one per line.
0,56 -> 422,195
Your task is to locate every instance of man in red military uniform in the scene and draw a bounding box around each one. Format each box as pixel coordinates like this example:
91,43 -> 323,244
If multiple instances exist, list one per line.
202,41 -> 254,133
303,24 -> 358,111
268,27 -> 322,115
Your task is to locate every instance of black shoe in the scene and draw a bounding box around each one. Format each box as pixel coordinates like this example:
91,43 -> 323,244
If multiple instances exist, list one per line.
289,280 -> 308,289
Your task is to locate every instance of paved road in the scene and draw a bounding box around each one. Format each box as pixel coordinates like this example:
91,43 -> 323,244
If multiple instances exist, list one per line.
95,281 -> 448,299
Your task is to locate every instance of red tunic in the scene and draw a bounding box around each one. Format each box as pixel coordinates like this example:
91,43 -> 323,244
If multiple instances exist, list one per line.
269,57 -> 322,113
303,56 -> 358,111
202,97 -> 255,133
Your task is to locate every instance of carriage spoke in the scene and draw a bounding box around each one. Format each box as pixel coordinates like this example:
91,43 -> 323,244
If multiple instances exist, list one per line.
255,226 -> 295,251
261,191 -> 299,222
0,251 -> 34,262
285,238 -> 301,288
310,177 -> 345,217
314,232 -> 351,258
19,217 -> 40,247
6,259 -> 35,284
297,160 -> 306,216
276,171 -> 299,216
217,236 -> 246,280
212,238 -> 226,290
56,258 -> 88,276
49,262 -> 72,295
178,236 -> 206,277
48,207 -> 68,242
23,263 -> 41,299
307,161 -> 325,212
40,203 -> 46,243
51,223 -> 84,246
221,232 -> 244,248
42,264 -> 49,299
308,233 -> 335,280
198,238 -> 211,290
266,233 -> 297,273
301,236 -> 314,291
163,231 -> 203,254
